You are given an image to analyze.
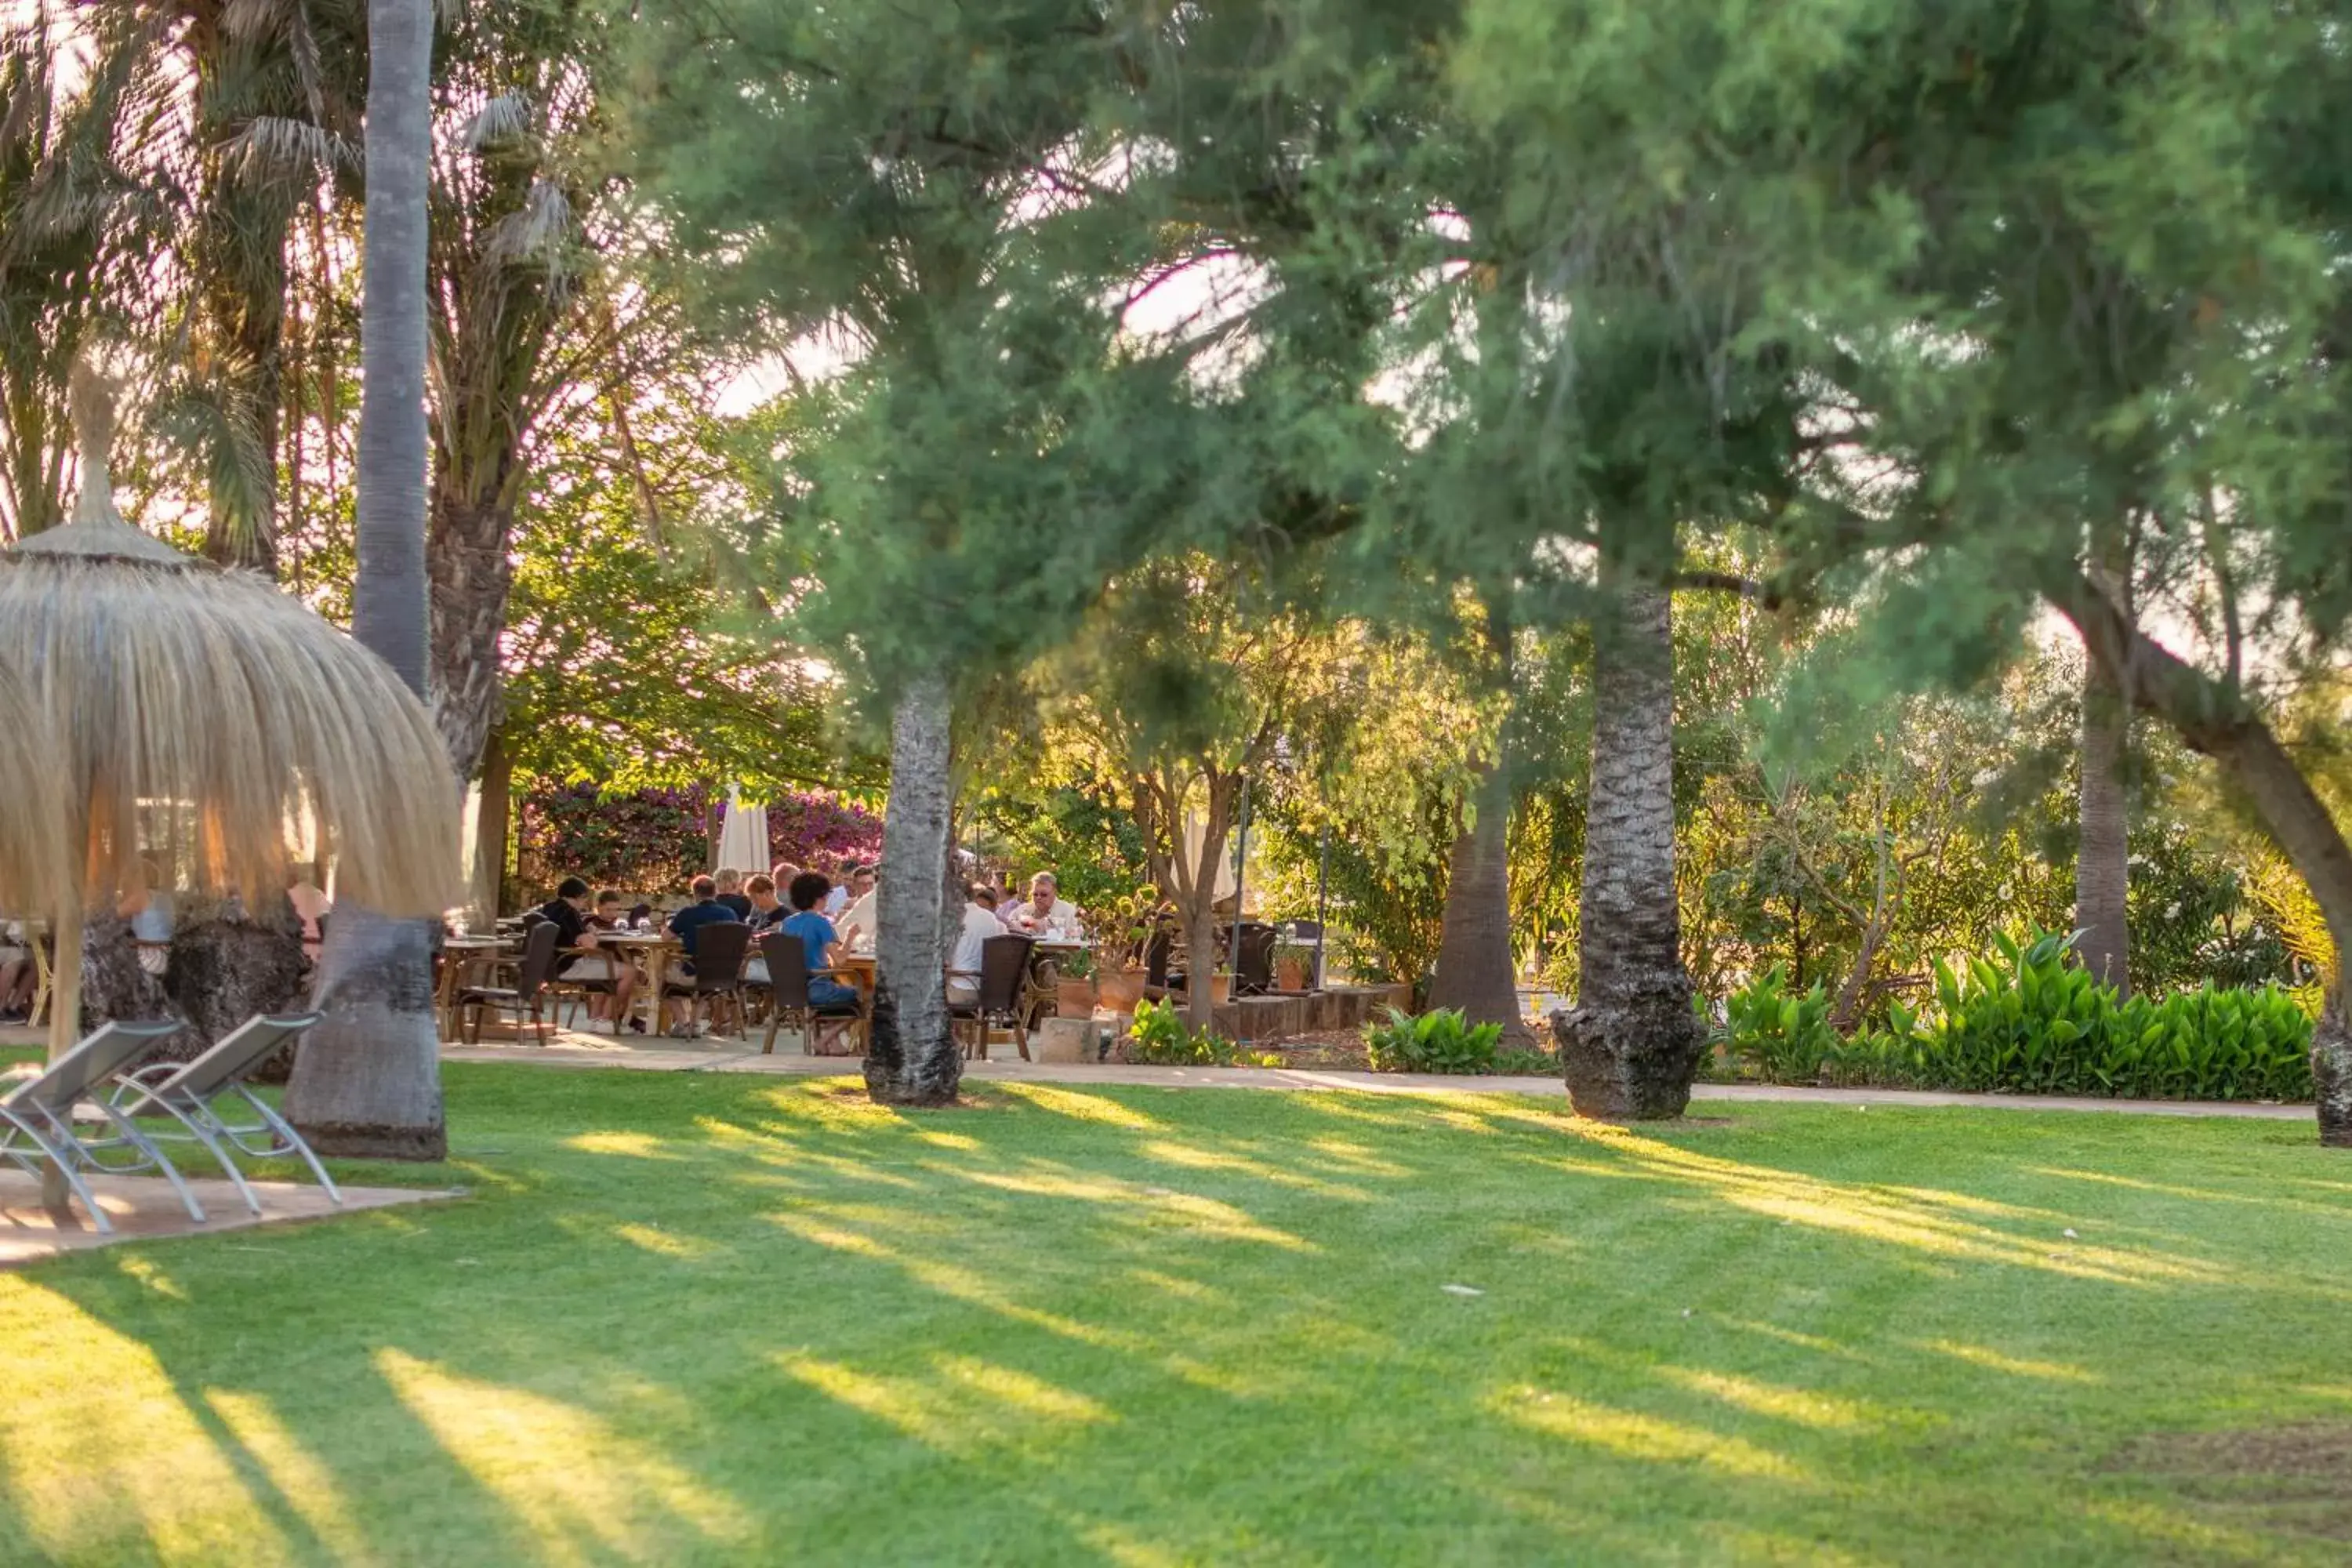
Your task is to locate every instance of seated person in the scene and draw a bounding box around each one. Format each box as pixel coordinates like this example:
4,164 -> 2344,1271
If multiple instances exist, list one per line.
949,882 -> 1007,1007
822,865 -> 863,919
121,861 -> 176,977
546,883 -> 640,1033
713,867 -> 754,920
1004,871 -> 1079,935
837,866 -> 880,949
666,875 -> 739,960
782,872 -> 860,1011
0,920 -> 34,1023
741,874 -> 789,986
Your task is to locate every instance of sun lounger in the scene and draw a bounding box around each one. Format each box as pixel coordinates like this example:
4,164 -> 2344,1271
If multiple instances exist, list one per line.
0,1019 -> 199,1234
110,1012 -> 336,1218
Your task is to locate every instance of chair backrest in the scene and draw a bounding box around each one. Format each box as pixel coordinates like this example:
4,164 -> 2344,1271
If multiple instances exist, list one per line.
518,909 -> 547,930
5,1020 -> 182,1112
1144,931 -> 1173,987
1235,923 -> 1277,992
760,932 -> 813,1010
514,920 -> 562,998
978,934 -> 1036,1014
1283,919 -> 1324,941
693,921 -> 753,987
155,1013 -> 321,1101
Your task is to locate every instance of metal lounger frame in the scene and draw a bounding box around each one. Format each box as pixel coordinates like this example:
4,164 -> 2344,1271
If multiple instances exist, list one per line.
110,1012 -> 337,1218
0,1020 -> 201,1235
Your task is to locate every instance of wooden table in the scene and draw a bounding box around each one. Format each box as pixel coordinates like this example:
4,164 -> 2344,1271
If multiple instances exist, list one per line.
601,931 -> 682,1033
437,935 -> 513,1039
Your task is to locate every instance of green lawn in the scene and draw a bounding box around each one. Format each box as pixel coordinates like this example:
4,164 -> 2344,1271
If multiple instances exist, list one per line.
3,1065 -> 2350,1566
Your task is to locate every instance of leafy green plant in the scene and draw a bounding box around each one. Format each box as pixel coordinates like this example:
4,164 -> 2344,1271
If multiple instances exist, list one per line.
1361,1007 -> 1502,1074
1720,966 -> 1838,1083
1492,1046 -> 1561,1076
1818,930 -> 2314,1101
1124,998 -> 1236,1066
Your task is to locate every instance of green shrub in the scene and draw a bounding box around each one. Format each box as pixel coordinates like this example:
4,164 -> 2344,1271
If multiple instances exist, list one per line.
1361,1007 -> 1502,1074
1720,966 -> 1838,1083
1824,930 -> 2314,1101
1492,1046 -> 1563,1076
1124,998 -> 1236,1066
1708,929 -> 2317,1102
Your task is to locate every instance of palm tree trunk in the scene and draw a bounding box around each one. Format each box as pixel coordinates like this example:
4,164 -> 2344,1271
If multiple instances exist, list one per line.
2076,654 -> 2131,994
284,0 -> 447,1160
1430,760 -> 1532,1044
426,484 -> 518,779
866,670 -> 961,1106
1554,579 -> 1705,1119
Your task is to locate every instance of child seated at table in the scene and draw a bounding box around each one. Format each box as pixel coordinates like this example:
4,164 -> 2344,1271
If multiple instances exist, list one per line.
783,873 -> 861,1010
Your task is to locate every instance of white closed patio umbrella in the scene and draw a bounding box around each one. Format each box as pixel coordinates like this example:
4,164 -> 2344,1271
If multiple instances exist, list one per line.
715,787 -> 770,877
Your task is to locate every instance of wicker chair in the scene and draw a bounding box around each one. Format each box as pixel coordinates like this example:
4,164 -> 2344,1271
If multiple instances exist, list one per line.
755,932 -> 866,1054
953,933 -> 1036,1061
662,920 -> 753,1038
457,920 -> 561,1044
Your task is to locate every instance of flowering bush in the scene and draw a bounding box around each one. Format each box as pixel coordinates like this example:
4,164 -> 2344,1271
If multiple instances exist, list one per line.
517,785 -> 884,898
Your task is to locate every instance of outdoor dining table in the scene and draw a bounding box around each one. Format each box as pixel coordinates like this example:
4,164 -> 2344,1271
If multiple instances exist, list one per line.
437,934 -> 514,1040
599,931 -> 683,1033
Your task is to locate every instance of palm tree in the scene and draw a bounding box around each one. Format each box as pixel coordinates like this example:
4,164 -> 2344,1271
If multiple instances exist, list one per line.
0,9 -> 173,542
1555,574 -> 1706,1118
158,0 -> 366,574
282,0 -> 446,1160
423,3 -> 608,779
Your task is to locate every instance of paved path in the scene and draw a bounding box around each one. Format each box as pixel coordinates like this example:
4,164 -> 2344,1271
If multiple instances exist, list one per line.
441,1038 -> 2314,1122
0,1171 -> 459,1269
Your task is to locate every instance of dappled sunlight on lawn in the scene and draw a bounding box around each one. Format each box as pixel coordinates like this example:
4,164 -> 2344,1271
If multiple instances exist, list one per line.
774,1349 -> 1116,1450
198,1390 -> 370,1563
1495,1384 -> 1815,1485
1651,1367 -> 1891,1433
564,1129 -> 686,1160
1135,1137 -> 1376,1200
377,1348 -> 750,1564
1912,1338 -> 2103,1384
1581,1124 -> 2236,1287
0,1280 -> 278,1561
992,1081 -> 1171,1130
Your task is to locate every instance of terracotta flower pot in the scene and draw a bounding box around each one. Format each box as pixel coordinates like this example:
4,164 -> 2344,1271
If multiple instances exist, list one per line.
1056,978 -> 1098,1018
1276,960 -> 1310,993
1207,972 -> 1232,1005
1098,965 -> 1148,1013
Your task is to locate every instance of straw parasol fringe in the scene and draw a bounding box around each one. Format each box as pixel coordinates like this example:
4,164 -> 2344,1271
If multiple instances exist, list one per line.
0,659 -> 69,920
0,363 -> 459,921
0,364 -> 459,1091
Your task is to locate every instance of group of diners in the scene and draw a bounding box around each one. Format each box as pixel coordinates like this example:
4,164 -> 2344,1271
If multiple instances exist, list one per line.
516,857 -> 1078,1039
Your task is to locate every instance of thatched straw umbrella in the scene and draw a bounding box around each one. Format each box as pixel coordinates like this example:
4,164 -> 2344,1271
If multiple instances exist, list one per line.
0,368 -> 459,1074
0,659 -> 69,921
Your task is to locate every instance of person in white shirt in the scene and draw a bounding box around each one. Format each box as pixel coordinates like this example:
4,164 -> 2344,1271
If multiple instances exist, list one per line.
822,862 -> 868,919
949,883 -> 1009,1005
837,868 -> 880,950
1004,871 -> 1078,935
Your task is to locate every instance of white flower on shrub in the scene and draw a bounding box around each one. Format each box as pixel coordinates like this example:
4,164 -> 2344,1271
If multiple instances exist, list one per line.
1971,769 -> 2000,789
2163,901 -> 2181,920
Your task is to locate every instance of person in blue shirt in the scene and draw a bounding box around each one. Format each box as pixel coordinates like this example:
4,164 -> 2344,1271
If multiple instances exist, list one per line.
666,876 -> 738,961
782,872 -> 860,1009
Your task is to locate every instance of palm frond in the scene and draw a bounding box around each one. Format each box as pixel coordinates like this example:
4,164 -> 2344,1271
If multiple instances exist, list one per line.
461,89 -> 532,151
221,113 -> 354,180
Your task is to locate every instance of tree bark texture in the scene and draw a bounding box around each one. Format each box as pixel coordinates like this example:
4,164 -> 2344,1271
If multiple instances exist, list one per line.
2046,568 -> 2352,1145
1554,584 -> 1706,1119
865,671 -> 962,1106
285,909 -> 446,1158
426,485 -> 518,779
2076,653 -> 2131,995
1430,760 -> 1533,1044
167,895 -> 312,1082
286,0 -> 445,1160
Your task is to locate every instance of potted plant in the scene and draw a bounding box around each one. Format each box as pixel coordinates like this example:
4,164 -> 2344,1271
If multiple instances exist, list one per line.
1273,939 -> 1316,993
1091,886 -> 1160,1013
1054,946 -> 1098,1018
